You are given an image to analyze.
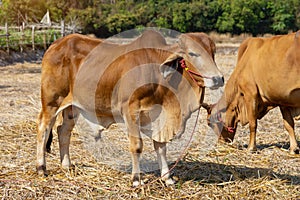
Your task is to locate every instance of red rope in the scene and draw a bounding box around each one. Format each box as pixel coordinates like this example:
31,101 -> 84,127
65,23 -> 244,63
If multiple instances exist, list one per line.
216,112 -> 235,133
179,59 -> 213,86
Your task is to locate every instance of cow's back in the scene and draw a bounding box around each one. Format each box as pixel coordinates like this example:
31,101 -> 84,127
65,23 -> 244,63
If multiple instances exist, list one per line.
40,34 -> 101,109
43,34 -> 101,70
72,30 -> 169,111
234,32 -> 300,106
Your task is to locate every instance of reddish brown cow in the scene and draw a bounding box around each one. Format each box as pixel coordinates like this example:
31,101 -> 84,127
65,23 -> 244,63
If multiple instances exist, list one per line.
206,31 -> 300,154
37,30 -> 224,186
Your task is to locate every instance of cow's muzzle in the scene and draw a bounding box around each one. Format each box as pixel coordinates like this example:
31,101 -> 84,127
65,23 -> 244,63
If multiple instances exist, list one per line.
213,76 -> 224,87
205,76 -> 224,89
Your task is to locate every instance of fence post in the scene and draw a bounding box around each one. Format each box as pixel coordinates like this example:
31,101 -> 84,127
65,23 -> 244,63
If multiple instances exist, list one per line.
20,22 -> 25,53
61,20 -> 65,37
31,25 -> 35,51
43,31 -> 47,50
5,22 -> 9,54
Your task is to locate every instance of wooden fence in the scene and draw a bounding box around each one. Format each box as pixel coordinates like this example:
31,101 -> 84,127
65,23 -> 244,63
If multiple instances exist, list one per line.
0,21 -> 77,54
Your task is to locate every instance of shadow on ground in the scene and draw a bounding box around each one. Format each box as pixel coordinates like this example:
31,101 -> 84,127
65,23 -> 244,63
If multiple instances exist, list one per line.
173,160 -> 300,185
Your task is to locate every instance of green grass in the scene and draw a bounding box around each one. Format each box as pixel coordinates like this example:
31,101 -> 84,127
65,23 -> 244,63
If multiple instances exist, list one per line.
0,28 -> 61,51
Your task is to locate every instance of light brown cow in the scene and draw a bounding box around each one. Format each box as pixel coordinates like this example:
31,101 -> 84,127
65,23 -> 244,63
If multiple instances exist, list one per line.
37,30 -> 224,186
206,31 -> 300,154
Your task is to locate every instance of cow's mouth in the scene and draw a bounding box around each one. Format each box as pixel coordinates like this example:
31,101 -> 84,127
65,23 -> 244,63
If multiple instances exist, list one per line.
191,74 -> 224,89
203,76 -> 224,89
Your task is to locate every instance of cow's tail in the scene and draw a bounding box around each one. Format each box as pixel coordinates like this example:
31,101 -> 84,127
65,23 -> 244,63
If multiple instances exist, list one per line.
46,129 -> 53,153
46,94 -> 74,153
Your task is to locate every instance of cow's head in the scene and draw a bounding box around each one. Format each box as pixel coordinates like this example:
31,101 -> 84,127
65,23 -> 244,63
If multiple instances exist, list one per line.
203,85 -> 248,142
159,33 -> 224,89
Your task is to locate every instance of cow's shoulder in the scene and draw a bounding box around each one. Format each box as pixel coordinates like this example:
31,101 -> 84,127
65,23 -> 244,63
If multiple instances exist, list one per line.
130,30 -> 167,49
285,31 -> 300,65
237,36 -> 273,62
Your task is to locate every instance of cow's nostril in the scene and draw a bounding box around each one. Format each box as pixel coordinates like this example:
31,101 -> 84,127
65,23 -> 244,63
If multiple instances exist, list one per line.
212,76 -> 224,87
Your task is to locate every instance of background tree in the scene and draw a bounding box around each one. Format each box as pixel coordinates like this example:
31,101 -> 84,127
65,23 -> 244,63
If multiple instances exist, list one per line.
268,0 -> 298,33
0,0 -> 299,37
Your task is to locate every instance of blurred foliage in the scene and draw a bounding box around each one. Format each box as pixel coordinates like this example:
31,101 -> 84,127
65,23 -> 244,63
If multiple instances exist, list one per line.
0,0 -> 299,37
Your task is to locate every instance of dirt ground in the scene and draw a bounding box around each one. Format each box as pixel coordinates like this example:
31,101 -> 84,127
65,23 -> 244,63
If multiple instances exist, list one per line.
0,43 -> 300,199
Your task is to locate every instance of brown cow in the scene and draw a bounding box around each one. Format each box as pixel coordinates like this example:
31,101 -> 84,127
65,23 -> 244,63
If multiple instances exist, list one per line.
206,31 -> 300,154
37,33 -> 101,163
37,30 -> 224,186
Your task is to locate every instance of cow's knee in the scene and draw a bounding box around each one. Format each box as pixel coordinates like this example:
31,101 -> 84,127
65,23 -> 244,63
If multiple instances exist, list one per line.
129,137 -> 143,154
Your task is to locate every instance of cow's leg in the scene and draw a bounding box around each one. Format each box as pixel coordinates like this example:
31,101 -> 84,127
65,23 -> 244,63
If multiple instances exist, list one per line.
153,140 -> 175,185
245,96 -> 258,152
125,112 -> 144,187
129,135 -> 143,187
248,123 -> 257,152
57,106 -> 78,169
36,107 -> 57,176
280,107 -> 299,154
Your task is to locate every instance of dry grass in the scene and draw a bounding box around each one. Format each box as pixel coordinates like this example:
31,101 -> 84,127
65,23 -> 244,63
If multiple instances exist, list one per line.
1,44 -> 300,199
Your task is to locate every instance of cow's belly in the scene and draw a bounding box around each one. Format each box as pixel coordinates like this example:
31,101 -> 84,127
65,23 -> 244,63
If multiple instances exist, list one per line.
261,87 -> 300,107
72,95 -> 117,129
253,59 -> 300,107
289,88 -> 300,107
256,74 -> 300,107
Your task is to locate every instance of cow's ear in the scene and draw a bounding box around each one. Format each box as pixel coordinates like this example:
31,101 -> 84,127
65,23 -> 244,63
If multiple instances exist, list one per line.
159,53 -> 182,78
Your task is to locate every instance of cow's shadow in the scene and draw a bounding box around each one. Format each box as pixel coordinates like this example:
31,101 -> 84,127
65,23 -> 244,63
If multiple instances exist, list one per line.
120,143 -> 300,186
244,141 -> 300,152
169,160 -> 300,185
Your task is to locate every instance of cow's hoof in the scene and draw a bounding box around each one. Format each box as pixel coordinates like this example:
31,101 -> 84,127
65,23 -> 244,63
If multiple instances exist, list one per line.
61,164 -> 75,173
247,145 -> 257,153
247,147 -> 257,153
165,178 -> 175,186
61,160 -> 72,170
132,180 -> 144,187
37,166 -> 48,177
289,148 -> 300,155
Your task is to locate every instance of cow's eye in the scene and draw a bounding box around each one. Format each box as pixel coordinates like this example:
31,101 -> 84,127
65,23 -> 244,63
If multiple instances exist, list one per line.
188,52 -> 199,57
